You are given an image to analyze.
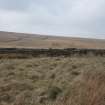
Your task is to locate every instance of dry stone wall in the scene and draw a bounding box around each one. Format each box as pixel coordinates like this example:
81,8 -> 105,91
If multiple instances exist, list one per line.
0,48 -> 105,58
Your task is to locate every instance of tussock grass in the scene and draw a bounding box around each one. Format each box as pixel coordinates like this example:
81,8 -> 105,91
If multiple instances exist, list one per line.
0,56 -> 105,105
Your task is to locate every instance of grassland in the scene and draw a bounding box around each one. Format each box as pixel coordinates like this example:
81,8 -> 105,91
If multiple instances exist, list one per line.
0,31 -> 105,105
0,31 -> 105,49
0,56 -> 105,105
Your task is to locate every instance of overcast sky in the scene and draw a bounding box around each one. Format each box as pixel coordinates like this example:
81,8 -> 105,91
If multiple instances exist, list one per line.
0,0 -> 105,38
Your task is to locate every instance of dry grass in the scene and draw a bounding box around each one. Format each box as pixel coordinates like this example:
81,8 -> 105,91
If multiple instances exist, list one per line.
55,70 -> 105,105
0,31 -> 105,49
0,56 -> 105,105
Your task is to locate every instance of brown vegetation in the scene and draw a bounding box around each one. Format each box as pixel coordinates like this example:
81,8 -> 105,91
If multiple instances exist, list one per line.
0,56 -> 105,105
0,31 -> 105,49
0,31 -> 105,105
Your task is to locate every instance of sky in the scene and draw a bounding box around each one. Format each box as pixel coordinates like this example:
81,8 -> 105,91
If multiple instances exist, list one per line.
0,0 -> 105,39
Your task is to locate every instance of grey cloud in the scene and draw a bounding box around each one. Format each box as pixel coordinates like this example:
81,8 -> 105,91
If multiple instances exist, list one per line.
0,0 -> 105,38
0,0 -> 33,11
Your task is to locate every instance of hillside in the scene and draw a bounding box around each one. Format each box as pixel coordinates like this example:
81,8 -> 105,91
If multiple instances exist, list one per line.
0,31 -> 105,105
0,31 -> 105,49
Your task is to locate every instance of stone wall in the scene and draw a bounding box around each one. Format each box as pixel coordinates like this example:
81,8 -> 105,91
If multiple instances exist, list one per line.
0,48 -> 105,58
